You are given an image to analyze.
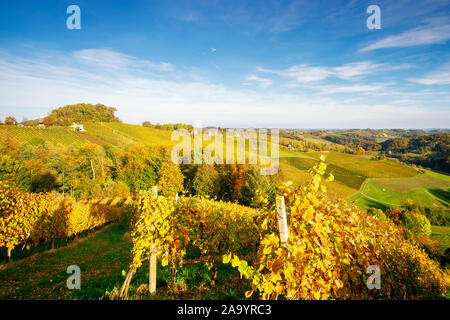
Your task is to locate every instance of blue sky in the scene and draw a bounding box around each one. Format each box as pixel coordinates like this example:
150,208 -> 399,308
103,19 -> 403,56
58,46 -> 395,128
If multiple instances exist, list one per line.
0,0 -> 449,128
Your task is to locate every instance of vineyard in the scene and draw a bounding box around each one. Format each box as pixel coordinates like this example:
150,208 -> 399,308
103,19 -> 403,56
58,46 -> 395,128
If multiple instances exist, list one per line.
0,120 -> 449,299
115,158 -> 447,300
0,182 -> 127,262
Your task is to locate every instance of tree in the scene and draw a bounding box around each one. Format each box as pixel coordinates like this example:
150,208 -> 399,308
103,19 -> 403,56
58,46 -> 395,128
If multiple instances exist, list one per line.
4,116 -> 16,125
239,166 -> 277,208
42,116 -> 57,126
0,155 -> 19,184
30,172 -> 58,193
401,211 -> 432,236
192,164 -> 218,197
48,103 -> 120,124
157,161 -> 185,196
0,132 -> 20,158
119,144 -> 165,191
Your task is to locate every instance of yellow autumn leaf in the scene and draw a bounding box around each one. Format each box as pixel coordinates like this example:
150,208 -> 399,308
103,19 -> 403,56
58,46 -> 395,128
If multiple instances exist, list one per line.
334,279 -> 343,289
231,255 -> 240,268
222,253 -> 231,264
303,205 -> 314,221
313,291 -> 321,299
263,282 -> 274,295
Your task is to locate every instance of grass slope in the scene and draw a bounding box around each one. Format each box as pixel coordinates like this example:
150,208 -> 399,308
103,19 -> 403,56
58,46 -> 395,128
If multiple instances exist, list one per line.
309,151 -> 418,178
0,216 -> 249,300
370,173 -> 450,193
351,178 -> 450,211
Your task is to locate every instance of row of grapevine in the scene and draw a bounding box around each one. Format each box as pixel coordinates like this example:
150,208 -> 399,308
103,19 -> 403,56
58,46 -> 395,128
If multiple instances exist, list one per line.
122,157 -> 447,299
224,158 -> 447,299
121,191 -> 260,297
0,182 -> 126,259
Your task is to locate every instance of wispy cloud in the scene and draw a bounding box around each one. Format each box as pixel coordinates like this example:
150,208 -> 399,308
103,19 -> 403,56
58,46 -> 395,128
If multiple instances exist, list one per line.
256,65 -> 332,83
360,19 -> 450,52
410,63 -> 450,85
0,48 -> 447,128
255,61 -> 410,83
73,49 -> 174,73
270,0 -> 309,32
315,84 -> 385,94
245,75 -> 273,88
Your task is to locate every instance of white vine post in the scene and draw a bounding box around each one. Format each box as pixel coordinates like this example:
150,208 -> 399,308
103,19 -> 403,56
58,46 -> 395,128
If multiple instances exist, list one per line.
149,185 -> 158,295
276,196 -> 289,247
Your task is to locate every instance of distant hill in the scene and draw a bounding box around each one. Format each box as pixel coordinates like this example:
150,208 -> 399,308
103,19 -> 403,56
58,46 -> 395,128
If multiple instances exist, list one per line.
381,133 -> 450,174
38,103 -> 120,125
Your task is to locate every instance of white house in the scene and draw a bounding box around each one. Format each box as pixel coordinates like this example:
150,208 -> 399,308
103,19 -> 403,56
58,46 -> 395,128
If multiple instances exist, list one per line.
71,123 -> 86,132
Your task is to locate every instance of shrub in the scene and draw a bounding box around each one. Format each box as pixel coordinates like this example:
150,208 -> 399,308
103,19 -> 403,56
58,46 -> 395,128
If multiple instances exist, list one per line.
415,235 -> 440,261
385,208 -> 403,225
441,248 -> 450,267
367,208 -> 389,221
401,211 -> 432,236
91,180 -> 130,200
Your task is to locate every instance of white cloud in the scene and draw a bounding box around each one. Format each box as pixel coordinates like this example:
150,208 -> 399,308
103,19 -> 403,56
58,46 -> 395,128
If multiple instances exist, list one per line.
0,48 -> 447,128
245,75 -> 273,88
72,48 -> 174,73
410,63 -> 450,85
360,21 -> 450,52
256,61 -> 410,83
256,65 -> 332,83
316,84 -> 385,94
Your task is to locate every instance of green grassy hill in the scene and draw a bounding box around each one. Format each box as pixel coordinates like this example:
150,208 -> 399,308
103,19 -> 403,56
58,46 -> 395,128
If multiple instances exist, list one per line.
350,170 -> 450,211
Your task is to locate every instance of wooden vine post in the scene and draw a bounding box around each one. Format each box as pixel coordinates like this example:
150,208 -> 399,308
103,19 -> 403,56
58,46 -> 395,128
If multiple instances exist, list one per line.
149,185 -> 158,295
275,196 -> 289,247
275,195 -> 290,300
171,192 -> 178,287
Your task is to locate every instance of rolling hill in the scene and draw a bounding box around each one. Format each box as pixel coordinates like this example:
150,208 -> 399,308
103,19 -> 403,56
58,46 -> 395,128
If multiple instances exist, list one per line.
1,122 -> 448,214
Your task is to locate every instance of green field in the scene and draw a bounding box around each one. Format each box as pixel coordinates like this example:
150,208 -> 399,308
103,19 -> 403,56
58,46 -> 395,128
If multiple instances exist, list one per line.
309,151 -> 418,179
278,151 -> 424,201
370,172 -> 450,192
350,177 -> 450,211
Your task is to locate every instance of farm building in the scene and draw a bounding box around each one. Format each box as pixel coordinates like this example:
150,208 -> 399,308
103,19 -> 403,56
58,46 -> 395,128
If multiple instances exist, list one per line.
71,123 -> 86,132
